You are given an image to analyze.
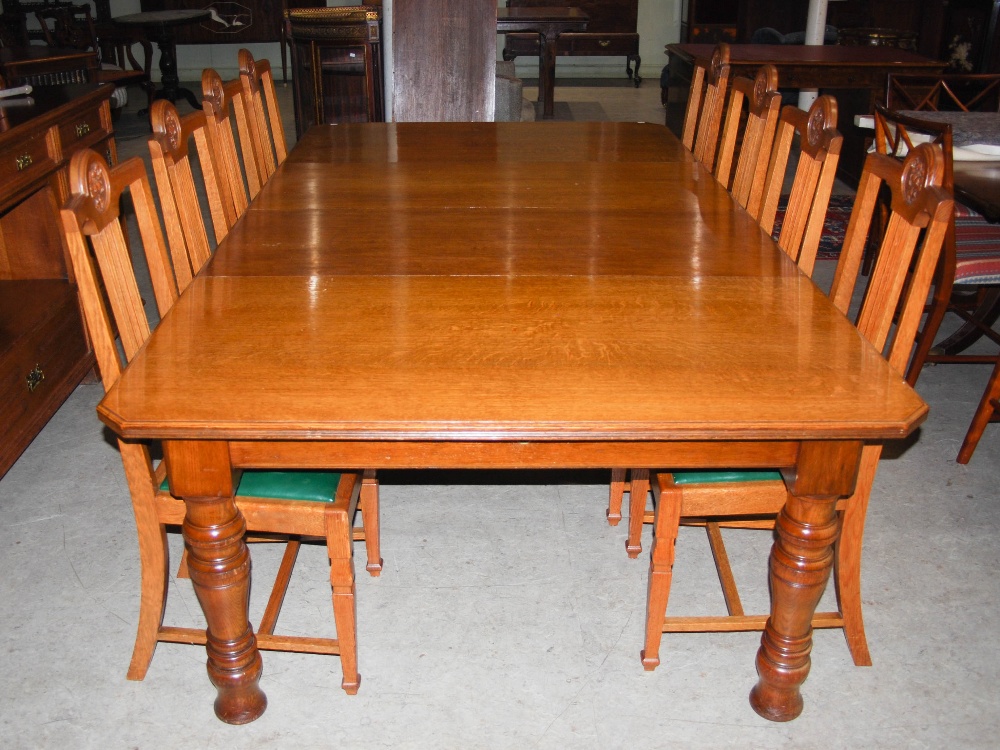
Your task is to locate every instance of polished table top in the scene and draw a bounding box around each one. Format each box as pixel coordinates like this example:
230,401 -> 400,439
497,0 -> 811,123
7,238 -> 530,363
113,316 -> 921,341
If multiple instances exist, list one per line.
98,121 -> 927,723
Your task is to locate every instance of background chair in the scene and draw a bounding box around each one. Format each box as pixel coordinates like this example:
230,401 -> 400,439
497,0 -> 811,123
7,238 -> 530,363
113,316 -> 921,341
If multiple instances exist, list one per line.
59,148 -> 381,694
202,67 -> 260,217
608,95 -> 843,542
681,42 -> 730,171
148,99 -> 232,288
713,64 -> 782,218
757,95 -> 843,278
881,74 -> 1000,382
35,3 -> 153,116
495,59 -> 529,122
640,143 -> 953,672
238,48 -> 287,183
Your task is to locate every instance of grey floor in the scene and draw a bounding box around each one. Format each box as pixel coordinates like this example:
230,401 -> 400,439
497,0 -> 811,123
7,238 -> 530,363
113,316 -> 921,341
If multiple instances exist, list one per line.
1,79 -> 999,748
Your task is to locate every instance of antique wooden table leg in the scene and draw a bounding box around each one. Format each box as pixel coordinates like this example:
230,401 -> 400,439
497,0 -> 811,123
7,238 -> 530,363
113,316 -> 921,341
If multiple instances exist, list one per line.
163,440 -> 267,725
749,441 -> 863,722
539,32 -> 557,119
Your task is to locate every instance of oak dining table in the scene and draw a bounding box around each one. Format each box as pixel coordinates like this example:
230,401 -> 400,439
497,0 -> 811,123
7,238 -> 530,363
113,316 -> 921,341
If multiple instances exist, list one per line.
96,121 -> 928,725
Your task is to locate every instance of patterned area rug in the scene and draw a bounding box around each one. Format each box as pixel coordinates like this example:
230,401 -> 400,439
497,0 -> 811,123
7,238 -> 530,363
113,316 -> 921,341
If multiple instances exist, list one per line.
773,193 -> 855,260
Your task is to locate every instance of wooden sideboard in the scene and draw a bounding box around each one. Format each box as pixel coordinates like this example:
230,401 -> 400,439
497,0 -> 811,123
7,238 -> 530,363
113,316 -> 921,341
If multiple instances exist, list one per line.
502,0 -> 641,85
0,83 -> 116,478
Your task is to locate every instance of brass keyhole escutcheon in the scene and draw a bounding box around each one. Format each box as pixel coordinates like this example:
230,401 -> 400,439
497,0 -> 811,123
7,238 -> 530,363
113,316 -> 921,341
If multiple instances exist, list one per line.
25,365 -> 44,393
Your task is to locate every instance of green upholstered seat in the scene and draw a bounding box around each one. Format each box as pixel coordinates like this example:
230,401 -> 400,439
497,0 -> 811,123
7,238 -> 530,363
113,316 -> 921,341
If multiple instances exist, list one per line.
671,470 -> 783,485
161,470 -> 341,502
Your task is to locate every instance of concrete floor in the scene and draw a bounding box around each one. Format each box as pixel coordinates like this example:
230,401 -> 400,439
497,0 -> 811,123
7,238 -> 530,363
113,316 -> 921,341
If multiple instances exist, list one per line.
1,78 -> 999,748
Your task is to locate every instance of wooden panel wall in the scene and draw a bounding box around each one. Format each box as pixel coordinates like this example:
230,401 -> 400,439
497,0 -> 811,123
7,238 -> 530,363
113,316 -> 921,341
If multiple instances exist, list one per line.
392,0 -> 497,121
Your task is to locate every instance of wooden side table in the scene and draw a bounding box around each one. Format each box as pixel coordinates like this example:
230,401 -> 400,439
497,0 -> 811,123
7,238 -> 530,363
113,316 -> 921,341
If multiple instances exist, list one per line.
113,9 -> 211,109
496,7 -> 588,120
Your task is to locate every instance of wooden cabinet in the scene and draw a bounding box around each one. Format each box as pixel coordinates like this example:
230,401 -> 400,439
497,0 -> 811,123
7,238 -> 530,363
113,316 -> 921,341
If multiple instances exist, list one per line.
286,6 -> 383,136
681,0 -> 740,43
502,0 -> 641,85
0,83 -> 115,478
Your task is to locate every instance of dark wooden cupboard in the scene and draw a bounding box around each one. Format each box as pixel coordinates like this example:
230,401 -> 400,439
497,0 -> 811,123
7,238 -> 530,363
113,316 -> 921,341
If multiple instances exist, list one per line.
286,6 -> 383,136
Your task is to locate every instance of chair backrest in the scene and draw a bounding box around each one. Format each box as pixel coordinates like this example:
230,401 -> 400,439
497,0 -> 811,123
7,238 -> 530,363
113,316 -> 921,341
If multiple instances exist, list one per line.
830,143 -> 953,368
238,48 -> 287,181
758,95 -> 843,278
149,99 -> 230,292
34,4 -> 96,52
59,150 -> 178,386
202,67 -> 258,214
886,73 -> 1000,114
682,43 -> 730,170
715,64 -> 781,217
873,103 -> 954,191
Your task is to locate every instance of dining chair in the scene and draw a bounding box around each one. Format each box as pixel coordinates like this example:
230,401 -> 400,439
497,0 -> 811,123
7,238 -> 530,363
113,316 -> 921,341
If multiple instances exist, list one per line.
608,95 -> 843,536
202,67 -> 260,216
713,64 -> 782,217
757,94 -> 843,279
637,143 -> 952,672
59,148 -> 382,694
34,3 -> 154,115
880,76 -> 1000,418
681,42 -> 730,171
148,99 -> 231,289
238,48 -> 288,182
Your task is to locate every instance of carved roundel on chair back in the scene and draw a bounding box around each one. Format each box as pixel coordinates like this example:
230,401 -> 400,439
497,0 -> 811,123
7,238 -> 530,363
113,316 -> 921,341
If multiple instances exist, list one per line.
901,142 -> 942,205
752,65 -> 778,109
202,69 -> 226,113
806,96 -> 836,148
151,100 -> 183,154
709,43 -> 730,84
86,159 -> 110,214
238,48 -> 260,94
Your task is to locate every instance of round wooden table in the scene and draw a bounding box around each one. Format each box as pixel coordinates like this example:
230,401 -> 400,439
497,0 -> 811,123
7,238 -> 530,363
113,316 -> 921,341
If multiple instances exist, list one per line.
113,10 -> 211,110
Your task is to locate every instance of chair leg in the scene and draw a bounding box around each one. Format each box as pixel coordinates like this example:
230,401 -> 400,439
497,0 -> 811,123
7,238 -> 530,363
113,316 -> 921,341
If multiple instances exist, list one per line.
905,229 -> 956,386
327,508 -> 360,695
626,469 -> 650,558
957,357 -> 1000,464
127,519 -> 169,680
360,469 -> 382,576
608,468 -> 627,525
641,475 -> 683,671
833,448 -> 877,667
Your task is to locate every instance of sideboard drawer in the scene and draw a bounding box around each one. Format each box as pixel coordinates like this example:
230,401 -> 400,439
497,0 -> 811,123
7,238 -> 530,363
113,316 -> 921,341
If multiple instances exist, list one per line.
0,128 -> 57,190
0,281 -> 91,470
559,33 -> 639,56
58,103 -> 112,154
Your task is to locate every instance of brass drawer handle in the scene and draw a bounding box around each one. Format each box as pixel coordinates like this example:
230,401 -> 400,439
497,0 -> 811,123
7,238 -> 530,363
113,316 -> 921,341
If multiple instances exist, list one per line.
26,364 -> 44,393
16,153 -> 33,171
75,122 -> 91,138
599,40 -> 610,47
